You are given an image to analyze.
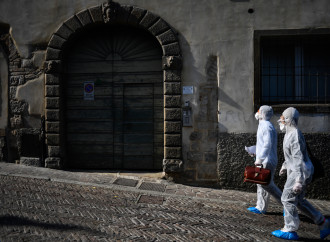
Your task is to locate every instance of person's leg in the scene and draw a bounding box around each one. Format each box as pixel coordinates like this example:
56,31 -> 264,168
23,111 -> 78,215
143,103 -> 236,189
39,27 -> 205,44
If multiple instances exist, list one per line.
256,184 -> 270,212
272,174 -> 300,240
261,180 -> 282,206
281,176 -> 300,232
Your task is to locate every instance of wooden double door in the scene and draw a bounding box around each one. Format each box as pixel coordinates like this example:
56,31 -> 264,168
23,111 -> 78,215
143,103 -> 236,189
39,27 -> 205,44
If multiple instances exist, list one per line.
65,26 -> 164,170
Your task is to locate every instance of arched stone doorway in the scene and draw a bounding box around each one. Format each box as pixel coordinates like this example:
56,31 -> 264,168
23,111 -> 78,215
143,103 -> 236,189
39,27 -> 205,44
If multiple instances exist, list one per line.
44,1 -> 183,173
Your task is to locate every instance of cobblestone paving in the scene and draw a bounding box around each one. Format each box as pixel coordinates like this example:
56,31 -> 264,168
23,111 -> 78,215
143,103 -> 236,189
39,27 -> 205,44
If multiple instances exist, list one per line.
0,163 -> 329,241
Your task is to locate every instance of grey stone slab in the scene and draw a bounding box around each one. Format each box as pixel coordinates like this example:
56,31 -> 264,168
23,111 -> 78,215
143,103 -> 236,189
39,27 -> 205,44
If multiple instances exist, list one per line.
138,182 -> 166,192
113,177 -> 138,187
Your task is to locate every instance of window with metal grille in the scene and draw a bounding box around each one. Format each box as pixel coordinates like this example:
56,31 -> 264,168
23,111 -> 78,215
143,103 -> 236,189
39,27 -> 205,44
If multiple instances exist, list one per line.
254,30 -> 330,112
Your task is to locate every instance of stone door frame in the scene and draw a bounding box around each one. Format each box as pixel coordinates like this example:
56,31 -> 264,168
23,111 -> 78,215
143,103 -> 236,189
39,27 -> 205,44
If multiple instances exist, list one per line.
44,1 -> 183,173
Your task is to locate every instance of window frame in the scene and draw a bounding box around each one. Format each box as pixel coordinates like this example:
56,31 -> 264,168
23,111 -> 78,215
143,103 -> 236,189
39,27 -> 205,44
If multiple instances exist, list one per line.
254,28 -> 330,113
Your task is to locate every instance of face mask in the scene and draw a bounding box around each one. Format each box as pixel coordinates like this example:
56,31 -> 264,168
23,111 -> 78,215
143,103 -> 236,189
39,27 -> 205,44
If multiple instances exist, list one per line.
255,112 -> 260,120
279,123 -> 286,132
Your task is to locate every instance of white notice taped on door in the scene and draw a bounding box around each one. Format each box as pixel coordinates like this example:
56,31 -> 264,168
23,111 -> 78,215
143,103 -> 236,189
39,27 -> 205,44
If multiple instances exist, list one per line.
84,81 -> 94,100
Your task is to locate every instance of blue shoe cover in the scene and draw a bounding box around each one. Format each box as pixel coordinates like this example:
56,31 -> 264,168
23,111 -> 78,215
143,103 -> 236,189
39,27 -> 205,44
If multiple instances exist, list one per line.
320,228 -> 330,240
271,230 -> 299,240
247,207 -> 265,214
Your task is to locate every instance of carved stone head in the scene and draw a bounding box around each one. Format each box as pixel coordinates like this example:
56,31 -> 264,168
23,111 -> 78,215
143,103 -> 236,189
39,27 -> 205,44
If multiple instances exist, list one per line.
102,0 -> 120,23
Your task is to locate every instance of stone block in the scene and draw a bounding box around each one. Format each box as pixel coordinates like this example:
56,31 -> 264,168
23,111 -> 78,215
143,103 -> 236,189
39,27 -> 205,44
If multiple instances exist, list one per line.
45,157 -> 61,169
164,121 -> 181,133
162,42 -> 181,56
10,75 -> 24,86
149,18 -> 170,36
55,24 -> 73,40
44,60 -> 62,74
165,134 -> 181,147
45,74 -> 60,85
46,121 -> 60,133
196,162 -> 218,180
10,115 -> 23,129
187,152 -> 203,162
45,85 -> 60,97
164,95 -> 181,108
157,29 -> 177,46
20,157 -> 41,167
204,152 -> 217,163
139,11 -> 158,29
45,48 -> 61,61
48,146 -> 60,157
10,86 -> 17,99
164,147 -> 181,159
64,16 -> 82,32
10,100 -> 27,114
128,7 -> 146,25
163,159 -> 183,173
164,70 -> 181,82
164,82 -> 180,95
89,6 -> 103,23
189,131 -> 202,141
45,109 -> 60,121
46,134 -> 60,145
45,97 -> 60,109
48,34 -> 66,49
164,108 -> 181,121
162,56 -> 182,70
76,9 -> 93,26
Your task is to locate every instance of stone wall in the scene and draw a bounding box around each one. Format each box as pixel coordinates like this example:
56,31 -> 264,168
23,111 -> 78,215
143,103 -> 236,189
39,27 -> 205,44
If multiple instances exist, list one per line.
217,132 -> 330,200
0,33 -> 45,165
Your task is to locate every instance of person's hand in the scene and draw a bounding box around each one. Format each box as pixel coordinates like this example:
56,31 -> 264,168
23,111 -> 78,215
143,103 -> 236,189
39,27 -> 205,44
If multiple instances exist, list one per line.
279,167 -> 287,176
248,153 -> 256,158
254,159 -> 262,165
293,182 -> 303,194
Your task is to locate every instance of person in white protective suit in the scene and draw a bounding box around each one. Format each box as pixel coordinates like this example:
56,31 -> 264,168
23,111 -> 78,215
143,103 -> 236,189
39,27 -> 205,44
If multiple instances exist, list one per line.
272,107 -> 330,240
247,105 -> 283,214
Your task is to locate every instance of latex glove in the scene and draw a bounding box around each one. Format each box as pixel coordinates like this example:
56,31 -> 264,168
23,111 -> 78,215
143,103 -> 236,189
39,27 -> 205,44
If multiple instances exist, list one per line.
254,159 -> 263,165
279,167 -> 287,176
293,182 -> 303,194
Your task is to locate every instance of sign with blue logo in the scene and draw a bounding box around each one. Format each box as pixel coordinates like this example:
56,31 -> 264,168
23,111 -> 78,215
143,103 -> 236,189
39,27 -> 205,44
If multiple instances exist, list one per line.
84,81 -> 94,100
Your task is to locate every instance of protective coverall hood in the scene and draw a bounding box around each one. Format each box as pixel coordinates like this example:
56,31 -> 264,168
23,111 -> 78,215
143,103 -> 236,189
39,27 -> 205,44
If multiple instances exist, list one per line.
282,107 -> 299,127
259,105 -> 274,121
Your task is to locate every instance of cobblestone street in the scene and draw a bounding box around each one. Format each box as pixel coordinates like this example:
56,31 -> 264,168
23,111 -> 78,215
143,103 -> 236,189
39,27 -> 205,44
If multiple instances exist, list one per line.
0,163 -> 329,241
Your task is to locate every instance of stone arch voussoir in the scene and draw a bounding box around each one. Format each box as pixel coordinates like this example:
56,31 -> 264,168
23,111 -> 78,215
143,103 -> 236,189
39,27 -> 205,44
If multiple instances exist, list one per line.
44,1 -> 183,173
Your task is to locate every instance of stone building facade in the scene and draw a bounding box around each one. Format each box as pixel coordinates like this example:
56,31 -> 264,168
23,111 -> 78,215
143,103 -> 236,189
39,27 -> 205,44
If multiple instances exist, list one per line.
0,0 -> 329,199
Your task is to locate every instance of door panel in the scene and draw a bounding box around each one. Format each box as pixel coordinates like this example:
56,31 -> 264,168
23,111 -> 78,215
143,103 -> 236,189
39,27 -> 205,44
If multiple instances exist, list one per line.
65,25 -> 163,170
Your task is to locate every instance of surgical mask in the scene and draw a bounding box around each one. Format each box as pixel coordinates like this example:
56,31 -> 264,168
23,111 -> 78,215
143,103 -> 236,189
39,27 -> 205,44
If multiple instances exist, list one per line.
279,123 -> 285,132
255,112 -> 260,120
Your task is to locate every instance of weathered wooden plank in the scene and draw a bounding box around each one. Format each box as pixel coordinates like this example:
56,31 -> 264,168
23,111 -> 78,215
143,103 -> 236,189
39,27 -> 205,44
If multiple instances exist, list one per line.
68,144 -> 113,154
124,144 -> 153,155
124,109 -> 153,121
124,134 -> 153,143
67,110 -> 113,120
67,133 -> 113,142
124,85 -> 153,96
66,86 -> 112,96
66,99 -> 112,108
67,122 -> 113,132
67,60 -> 161,73
124,123 -> 154,132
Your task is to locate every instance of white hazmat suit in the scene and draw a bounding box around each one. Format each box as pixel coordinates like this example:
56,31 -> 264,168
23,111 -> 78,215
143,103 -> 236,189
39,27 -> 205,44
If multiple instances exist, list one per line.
249,106 -> 282,213
272,107 -> 330,240
280,108 -> 324,231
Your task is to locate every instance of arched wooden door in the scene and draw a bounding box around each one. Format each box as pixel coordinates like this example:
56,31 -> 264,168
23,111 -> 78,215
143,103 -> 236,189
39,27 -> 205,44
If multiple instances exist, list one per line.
65,25 -> 163,170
